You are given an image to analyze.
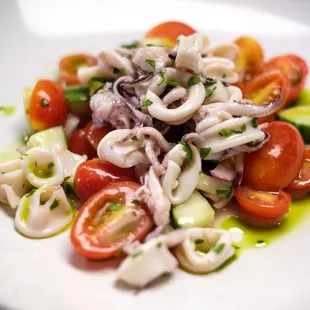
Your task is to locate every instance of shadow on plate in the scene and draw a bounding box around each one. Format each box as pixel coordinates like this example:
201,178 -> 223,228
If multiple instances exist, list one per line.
0,205 -> 16,219
66,248 -> 124,272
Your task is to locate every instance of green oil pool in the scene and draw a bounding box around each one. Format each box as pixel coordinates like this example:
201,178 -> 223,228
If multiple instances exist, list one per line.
221,197 -> 310,251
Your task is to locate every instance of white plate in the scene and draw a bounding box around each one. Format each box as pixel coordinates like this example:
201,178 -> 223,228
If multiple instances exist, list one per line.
1,1 -> 310,310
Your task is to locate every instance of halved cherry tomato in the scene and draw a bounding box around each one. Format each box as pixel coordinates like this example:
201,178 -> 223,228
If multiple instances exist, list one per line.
74,159 -> 136,201
235,186 -> 291,220
145,21 -> 196,48
29,80 -> 67,131
70,181 -> 153,260
68,129 -> 97,160
59,54 -> 97,86
244,70 -> 290,122
85,121 -> 112,150
234,36 -> 264,82
243,121 -> 305,191
286,147 -> 310,191
285,188 -> 310,200
263,54 -> 308,102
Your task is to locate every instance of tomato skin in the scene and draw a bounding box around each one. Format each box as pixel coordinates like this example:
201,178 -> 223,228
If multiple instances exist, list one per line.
70,181 -> 153,260
145,21 -> 196,46
68,129 -> 97,160
286,147 -> 310,191
244,70 -> 290,123
263,54 -> 308,102
85,121 -> 112,150
59,53 -> 97,85
235,186 -> 291,220
74,159 -> 136,201
29,80 -> 67,131
234,36 -> 264,82
243,121 -> 305,191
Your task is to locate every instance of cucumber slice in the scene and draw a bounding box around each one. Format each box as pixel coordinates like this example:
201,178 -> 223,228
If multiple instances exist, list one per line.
294,89 -> 310,107
196,173 -> 232,195
27,126 -> 68,150
63,176 -> 75,195
172,191 -> 215,228
277,106 -> 310,144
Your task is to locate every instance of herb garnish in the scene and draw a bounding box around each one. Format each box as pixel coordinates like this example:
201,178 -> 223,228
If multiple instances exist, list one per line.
112,67 -> 125,75
50,199 -> 60,211
205,86 -> 216,98
195,239 -> 204,245
158,71 -> 165,86
131,199 -> 140,204
41,99 -> 49,107
179,142 -> 193,165
139,99 -> 153,108
205,77 -> 217,85
121,43 -> 139,49
26,188 -> 36,197
108,202 -> 122,211
131,249 -> 143,258
131,136 -> 138,141
216,184 -> 233,198
166,80 -> 181,87
47,162 -> 55,169
145,59 -> 156,69
252,117 -> 259,128
212,242 -> 225,254
219,124 -> 246,138
187,76 -> 201,87
157,242 -> 163,248
200,147 -> 211,159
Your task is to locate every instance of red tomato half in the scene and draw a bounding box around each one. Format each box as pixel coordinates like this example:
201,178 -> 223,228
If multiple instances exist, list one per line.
244,70 -> 290,123
74,159 -> 136,201
70,181 -> 153,260
85,121 -> 112,150
145,21 -> 196,47
286,147 -> 310,191
263,54 -> 308,102
29,80 -> 67,131
234,36 -> 264,82
235,186 -> 291,221
59,54 -> 97,85
243,121 -> 305,191
68,129 -> 97,160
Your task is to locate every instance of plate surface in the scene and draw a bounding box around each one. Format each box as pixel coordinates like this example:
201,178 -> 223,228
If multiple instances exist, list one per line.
0,1 -> 310,310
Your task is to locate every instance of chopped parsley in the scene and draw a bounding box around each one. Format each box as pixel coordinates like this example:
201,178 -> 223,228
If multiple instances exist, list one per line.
121,42 -> 139,49
179,142 -> 192,165
205,77 -> 217,85
212,242 -> 225,254
139,99 -> 153,108
112,67 -> 125,75
50,199 -> 59,211
200,147 -> 211,159
41,99 -> 49,107
216,184 -> 233,198
145,59 -> 156,69
166,80 -> 181,87
158,71 -> 165,86
256,240 -> 265,244
131,199 -> 140,204
131,136 -> 138,141
108,202 -> 122,211
195,239 -> 204,245
157,242 -> 163,248
252,117 -> 259,128
205,86 -> 216,98
222,73 -> 227,79
131,249 -> 143,258
219,124 -> 246,138
187,76 -> 201,88
47,162 -> 55,169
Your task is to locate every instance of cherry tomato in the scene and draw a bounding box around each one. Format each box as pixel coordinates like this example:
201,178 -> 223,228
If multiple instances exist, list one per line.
145,21 -> 196,48
70,181 -> 153,260
234,36 -> 264,82
29,80 -> 67,131
286,147 -> 310,191
74,159 -> 136,201
59,54 -> 97,86
245,70 -> 290,122
263,54 -> 308,102
68,129 -> 97,160
85,121 -> 112,150
243,121 -> 305,191
285,188 -> 310,200
235,186 -> 291,220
